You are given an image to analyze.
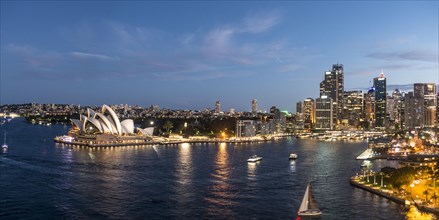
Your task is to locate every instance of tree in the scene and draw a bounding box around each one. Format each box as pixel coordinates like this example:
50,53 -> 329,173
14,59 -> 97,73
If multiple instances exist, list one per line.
423,189 -> 430,204
163,120 -> 173,133
431,193 -> 437,206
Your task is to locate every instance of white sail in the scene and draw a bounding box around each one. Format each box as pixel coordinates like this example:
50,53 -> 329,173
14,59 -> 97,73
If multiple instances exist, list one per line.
298,183 -> 310,212
298,182 -> 322,216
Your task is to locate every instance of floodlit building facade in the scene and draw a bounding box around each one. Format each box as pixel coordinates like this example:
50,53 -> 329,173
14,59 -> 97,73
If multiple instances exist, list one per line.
71,104 -> 153,136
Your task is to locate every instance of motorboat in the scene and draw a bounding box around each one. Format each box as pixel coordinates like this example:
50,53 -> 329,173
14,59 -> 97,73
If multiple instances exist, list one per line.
298,182 -> 322,217
247,155 -> 262,162
289,153 -> 298,160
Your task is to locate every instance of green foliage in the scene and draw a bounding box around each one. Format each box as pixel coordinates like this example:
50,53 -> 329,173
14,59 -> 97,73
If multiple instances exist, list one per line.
163,120 -> 173,133
385,166 -> 418,189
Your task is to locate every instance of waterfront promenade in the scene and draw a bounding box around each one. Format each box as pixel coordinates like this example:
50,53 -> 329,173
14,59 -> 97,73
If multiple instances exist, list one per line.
54,134 -> 292,147
350,176 -> 439,217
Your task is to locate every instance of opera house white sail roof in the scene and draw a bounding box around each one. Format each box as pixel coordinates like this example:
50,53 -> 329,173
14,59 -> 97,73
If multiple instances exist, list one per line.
71,104 -> 153,136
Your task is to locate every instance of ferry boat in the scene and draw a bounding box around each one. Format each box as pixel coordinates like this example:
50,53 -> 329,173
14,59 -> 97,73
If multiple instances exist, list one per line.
298,182 -> 322,217
289,153 -> 298,160
247,155 -> 262,163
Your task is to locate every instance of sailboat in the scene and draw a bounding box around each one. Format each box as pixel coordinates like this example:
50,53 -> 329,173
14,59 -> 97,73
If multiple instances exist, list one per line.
2,131 -> 8,150
298,182 -> 322,217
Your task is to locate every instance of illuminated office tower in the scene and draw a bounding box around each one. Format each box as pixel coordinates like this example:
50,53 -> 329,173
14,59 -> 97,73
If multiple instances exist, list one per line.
303,98 -> 315,129
320,64 -> 344,127
373,72 -> 386,129
315,96 -> 333,130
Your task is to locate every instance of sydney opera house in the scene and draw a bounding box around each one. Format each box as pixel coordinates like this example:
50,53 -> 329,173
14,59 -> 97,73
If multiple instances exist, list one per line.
55,104 -> 154,146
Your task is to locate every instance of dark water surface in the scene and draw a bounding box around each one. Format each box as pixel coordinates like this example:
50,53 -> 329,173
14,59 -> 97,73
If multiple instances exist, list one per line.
1,119 -> 409,219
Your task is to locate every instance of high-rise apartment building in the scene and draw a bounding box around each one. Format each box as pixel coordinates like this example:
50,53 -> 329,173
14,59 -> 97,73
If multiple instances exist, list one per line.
373,72 -> 386,129
252,99 -> 258,114
320,64 -> 344,127
215,100 -> 221,113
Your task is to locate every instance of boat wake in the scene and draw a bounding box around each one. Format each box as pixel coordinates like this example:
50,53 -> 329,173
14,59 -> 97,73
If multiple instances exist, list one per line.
0,157 -> 71,176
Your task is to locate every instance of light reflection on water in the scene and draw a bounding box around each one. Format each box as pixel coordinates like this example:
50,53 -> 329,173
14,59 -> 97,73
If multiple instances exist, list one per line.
206,143 -> 237,218
176,143 -> 193,186
290,160 -> 296,173
247,162 -> 258,177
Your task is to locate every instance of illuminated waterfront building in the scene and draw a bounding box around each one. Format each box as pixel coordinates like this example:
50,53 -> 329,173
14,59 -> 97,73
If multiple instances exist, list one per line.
295,102 -> 304,130
236,120 -> 257,137
315,96 -> 333,130
70,104 -> 154,136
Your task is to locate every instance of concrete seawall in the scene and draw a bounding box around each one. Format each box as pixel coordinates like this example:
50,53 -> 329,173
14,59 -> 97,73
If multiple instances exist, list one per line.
349,178 -> 405,205
350,178 -> 439,217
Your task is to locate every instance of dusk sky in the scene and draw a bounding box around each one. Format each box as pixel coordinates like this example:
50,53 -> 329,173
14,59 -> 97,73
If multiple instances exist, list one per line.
1,1 -> 438,112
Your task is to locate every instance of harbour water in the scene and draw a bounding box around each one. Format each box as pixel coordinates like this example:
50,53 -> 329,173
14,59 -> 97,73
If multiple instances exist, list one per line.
0,118 -> 411,219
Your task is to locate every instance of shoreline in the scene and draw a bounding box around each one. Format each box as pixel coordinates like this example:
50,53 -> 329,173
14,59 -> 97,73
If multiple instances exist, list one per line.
54,134 -> 292,147
350,177 -> 439,217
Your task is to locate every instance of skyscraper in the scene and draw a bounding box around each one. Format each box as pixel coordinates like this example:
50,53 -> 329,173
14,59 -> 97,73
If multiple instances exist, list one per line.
404,92 -> 421,129
252,99 -> 257,114
303,98 -> 315,129
391,89 -> 403,126
374,72 -> 386,128
364,87 -> 376,129
414,83 -> 437,127
343,91 -> 364,127
320,64 -> 344,127
315,96 -> 333,130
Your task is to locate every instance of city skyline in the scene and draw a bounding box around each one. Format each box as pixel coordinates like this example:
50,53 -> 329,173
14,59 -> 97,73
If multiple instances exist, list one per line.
1,1 -> 438,112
